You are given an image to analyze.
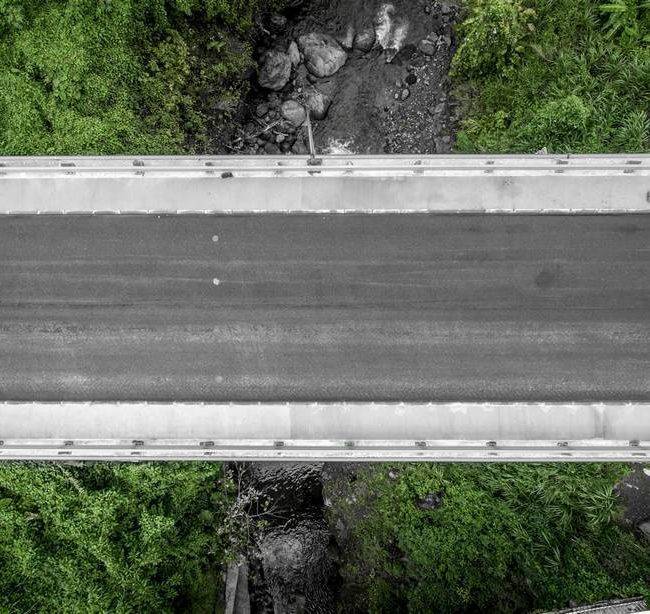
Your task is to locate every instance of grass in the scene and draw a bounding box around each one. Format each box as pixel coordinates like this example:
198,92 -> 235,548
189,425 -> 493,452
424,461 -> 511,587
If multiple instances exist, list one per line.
452,0 -> 650,153
330,463 -> 650,613
0,0 -> 277,155
0,462 -> 238,613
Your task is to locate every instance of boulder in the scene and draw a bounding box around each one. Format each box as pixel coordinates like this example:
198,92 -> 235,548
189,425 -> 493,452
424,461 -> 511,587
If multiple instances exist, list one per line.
280,100 -> 307,127
438,34 -> 452,50
258,50 -> 291,90
287,40 -> 301,66
269,13 -> 288,31
298,33 -> 348,78
304,86 -> 332,120
264,141 -> 281,155
418,37 -> 437,56
416,491 -> 444,511
353,28 -> 376,52
291,140 -> 309,155
337,24 -> 355,50
267,92 -> 281,108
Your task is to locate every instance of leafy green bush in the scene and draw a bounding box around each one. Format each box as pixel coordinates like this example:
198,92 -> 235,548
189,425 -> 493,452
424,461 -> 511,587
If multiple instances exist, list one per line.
599,0 -> 650,45
332,464 -> 650,613
0,0 -> 274,155
453,0 -> 537,78
454,0 -> 650,153
0,462 -> 236,613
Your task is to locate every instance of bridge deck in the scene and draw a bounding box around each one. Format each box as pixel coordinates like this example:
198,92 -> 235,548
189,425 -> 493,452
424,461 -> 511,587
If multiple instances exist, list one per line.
1,155 -> 649,460
2,213 -> 650,403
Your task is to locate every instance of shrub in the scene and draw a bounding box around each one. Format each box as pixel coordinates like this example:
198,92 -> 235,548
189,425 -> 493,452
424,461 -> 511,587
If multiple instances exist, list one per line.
599,0 -> 650,45
0,462 -> 236,613
333,464 -> 650,613
453,0 -> 537,78
454,0 -> 650,153
0,0 -> 275,155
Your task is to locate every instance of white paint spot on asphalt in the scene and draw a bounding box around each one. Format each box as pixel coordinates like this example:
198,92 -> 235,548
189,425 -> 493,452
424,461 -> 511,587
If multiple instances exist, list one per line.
211,235 -> 219,242
212,278 -> 221,286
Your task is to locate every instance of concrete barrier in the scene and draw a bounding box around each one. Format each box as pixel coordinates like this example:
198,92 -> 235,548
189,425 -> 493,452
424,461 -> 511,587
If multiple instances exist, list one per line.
1,154 -> 648,213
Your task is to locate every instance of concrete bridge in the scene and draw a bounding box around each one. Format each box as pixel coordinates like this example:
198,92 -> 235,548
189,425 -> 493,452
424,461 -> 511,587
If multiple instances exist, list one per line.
1,154 -> 649,460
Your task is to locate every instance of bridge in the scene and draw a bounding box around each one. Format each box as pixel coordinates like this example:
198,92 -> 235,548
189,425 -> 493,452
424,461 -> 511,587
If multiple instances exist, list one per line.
1,154 -> 649,460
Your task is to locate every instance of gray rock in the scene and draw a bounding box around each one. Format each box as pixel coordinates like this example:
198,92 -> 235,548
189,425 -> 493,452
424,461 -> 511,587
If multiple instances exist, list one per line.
255,102 -> 269,118
276,133 -> 286,144
418,37 -> 437,56
298,33 -> 348,78
438,34 -> 452,49
294,64 -> 309,89
353,28 -> 376,52
639,521 -> 650,541
269,13 -> 288,30
280,100 -> 307,127
400,88 -> 410,100
258,50 -> 291,91
440,2 -> 454,15
292,140 -> 309,155
264,141 -> 281,155
434,136 -> 451,152
287,40 -> 301,67
267,92 -> 281,108
258,520 -> 334,613
337,24 -> 355,50
304,86 -> 332,120
416,490 -> 444,511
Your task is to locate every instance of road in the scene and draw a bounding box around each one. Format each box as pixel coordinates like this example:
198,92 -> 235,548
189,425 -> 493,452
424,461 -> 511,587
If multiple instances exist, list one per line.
1,213 -> 649,402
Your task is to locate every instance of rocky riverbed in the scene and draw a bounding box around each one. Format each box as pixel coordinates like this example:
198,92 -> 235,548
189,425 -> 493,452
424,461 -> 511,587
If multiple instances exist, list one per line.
230,0 -> 461,156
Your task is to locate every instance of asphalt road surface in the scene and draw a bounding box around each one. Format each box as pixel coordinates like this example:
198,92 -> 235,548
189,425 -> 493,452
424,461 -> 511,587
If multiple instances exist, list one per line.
1,213 -> 649,402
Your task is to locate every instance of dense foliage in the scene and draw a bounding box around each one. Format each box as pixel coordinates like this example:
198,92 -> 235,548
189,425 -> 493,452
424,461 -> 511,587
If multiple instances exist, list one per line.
0,462 -> 236,613
333,463 -> 650,613
0,0 -> 276,155
453,0 -> 650,152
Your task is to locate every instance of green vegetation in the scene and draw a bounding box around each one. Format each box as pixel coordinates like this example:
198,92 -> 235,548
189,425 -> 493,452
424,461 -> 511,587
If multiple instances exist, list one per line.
0,2 -> 648,613
0,462 -> 237,613
0,0 -> 276,155
332,463 -> 650,613
453,0 -> 650,153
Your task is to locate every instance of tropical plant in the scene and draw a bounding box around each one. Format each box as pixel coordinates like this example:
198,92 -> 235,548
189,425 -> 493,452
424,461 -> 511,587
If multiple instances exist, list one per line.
599,0 -> 650,44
